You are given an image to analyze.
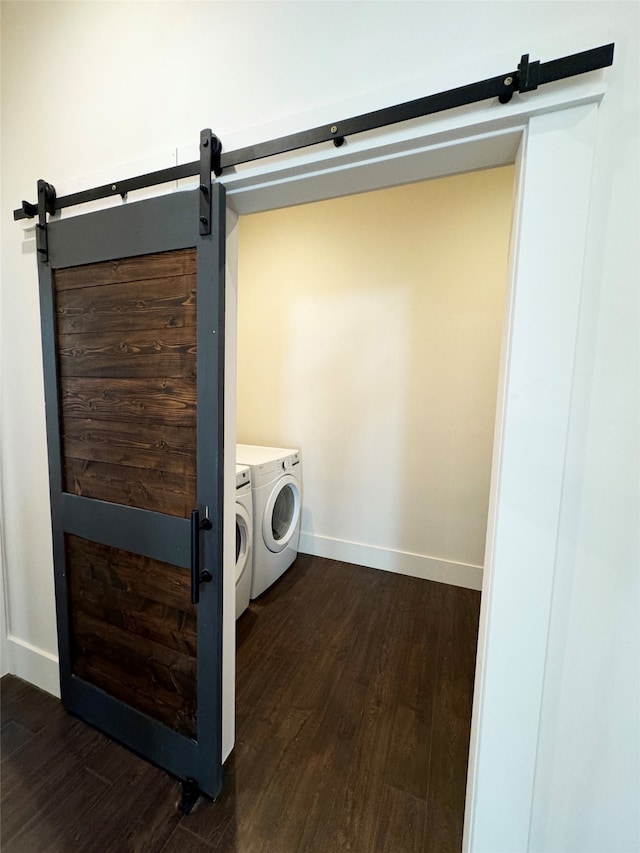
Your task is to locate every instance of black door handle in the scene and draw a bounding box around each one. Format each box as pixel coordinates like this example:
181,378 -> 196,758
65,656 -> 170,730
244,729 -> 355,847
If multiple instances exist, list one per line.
190,509 -> 213,604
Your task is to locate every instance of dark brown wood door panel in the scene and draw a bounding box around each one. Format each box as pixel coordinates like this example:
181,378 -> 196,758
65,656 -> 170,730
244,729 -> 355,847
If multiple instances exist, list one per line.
54,248 -> 197,518
66,534 -> 197,737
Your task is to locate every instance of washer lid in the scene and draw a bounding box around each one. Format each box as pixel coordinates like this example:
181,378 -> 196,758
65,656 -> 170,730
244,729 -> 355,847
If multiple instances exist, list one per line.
237,444 -> 300,467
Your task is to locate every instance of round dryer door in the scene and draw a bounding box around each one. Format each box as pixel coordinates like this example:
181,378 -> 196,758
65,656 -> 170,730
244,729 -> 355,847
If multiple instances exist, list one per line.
262,474 -> 301,553
236,504 -> 251,585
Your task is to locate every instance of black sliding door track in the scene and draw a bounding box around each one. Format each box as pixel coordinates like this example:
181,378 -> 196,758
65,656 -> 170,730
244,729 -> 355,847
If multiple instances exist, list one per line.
14,43 -> 613,222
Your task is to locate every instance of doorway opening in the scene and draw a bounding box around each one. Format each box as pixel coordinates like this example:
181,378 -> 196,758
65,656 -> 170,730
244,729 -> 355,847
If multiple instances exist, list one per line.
229,164 -> 515,848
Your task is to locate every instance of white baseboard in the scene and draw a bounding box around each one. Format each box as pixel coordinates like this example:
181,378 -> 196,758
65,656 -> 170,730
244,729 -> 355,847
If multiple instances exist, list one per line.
298,532 -> 483,591
6,634 -> 60,697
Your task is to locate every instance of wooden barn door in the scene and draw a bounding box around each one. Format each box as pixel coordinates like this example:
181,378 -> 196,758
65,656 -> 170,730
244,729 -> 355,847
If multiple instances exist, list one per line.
36,188 -> 225,798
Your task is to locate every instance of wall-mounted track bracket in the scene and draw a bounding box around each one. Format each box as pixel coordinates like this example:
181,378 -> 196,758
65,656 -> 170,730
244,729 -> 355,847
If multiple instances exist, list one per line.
518,53 -> 540,93
499,52 -> 543,103
20,199 -> 38,217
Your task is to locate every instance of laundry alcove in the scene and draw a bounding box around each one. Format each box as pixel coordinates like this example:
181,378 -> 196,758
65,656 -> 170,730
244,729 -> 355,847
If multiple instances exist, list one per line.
235,165 -> 516,591
229,165 -> 515,848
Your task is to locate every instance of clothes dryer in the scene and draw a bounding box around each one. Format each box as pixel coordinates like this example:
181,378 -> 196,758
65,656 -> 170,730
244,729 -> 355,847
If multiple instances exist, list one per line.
236,445 -> 302,599
235,464 -> 253,619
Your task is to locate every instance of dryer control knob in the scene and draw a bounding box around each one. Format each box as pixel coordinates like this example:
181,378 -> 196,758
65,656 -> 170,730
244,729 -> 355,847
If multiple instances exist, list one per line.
282,459 -> 291,470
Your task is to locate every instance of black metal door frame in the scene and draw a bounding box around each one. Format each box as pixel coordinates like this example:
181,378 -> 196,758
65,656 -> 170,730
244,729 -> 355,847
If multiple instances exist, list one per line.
36,187 -> 226,798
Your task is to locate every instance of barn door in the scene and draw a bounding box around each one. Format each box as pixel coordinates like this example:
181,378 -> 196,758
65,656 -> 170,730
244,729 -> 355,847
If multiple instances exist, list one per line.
36,187 -> 225,799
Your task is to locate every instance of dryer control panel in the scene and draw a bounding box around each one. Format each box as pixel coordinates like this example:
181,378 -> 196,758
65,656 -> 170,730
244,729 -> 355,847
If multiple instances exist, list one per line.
282,451 -> 300,470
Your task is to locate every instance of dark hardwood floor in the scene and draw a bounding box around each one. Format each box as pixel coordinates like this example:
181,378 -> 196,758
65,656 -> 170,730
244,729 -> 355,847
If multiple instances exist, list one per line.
1,555 -> 480,852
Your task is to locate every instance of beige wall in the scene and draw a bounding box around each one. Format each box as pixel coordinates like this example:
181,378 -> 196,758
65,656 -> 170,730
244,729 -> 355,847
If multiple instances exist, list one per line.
237,166 -> 515,582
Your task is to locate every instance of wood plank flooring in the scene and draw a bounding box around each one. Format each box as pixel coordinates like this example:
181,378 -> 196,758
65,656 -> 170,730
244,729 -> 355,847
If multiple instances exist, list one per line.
1,555 -> 480,852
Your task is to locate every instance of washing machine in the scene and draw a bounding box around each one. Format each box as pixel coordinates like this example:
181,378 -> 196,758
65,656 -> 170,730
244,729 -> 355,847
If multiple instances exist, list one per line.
235,464 -> 253,619
236,445 -> 302,599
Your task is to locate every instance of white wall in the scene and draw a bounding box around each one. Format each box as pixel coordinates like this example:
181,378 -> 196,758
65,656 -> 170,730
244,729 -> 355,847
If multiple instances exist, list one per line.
237,168 -> 514,588
1,3 -> 638,850
0,498 -> 8,677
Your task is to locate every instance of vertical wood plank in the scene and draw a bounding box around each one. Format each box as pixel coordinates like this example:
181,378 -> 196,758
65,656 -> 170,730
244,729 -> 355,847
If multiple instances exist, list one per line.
65,534 -> 197,736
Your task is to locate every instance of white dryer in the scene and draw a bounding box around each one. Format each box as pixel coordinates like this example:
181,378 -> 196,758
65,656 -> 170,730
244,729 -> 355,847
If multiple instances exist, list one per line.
235,464 -> 253,619
236,445 -> 302,599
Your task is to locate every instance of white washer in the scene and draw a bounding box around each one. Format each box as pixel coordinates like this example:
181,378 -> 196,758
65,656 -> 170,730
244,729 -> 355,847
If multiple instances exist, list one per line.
236,445 -> 302,600
235,464 -> 253,619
